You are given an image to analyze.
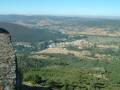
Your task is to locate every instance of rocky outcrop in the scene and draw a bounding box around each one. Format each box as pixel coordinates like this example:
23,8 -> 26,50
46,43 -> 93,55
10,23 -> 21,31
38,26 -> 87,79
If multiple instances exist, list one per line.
0,28 -> 17,90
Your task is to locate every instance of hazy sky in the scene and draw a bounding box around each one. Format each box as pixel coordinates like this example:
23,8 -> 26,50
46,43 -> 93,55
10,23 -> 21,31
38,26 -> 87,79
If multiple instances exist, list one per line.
0,0 -> 119,16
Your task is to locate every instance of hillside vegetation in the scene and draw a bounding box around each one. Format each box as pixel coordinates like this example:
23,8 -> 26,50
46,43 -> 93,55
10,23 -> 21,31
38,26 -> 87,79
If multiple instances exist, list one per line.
0,15 -> 120,90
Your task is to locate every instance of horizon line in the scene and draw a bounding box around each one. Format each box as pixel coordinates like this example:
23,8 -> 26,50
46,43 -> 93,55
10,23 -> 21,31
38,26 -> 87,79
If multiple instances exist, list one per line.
0,14 -> 120,19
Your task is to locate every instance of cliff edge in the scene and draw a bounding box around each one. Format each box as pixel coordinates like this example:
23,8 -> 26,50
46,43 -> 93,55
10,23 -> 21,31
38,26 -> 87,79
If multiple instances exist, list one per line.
0,28 -> 17,90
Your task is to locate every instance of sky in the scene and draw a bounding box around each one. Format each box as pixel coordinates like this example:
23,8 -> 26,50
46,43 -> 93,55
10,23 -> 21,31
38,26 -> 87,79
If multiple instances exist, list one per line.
0,0 -> 120,16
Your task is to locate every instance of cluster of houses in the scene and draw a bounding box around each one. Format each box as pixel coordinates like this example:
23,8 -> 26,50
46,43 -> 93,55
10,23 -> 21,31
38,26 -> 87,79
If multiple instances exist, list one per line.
48,39 -> 92,49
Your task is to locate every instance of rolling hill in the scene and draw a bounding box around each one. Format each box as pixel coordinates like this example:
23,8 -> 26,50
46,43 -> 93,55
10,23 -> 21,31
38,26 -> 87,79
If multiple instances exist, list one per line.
0,22 -> 67,42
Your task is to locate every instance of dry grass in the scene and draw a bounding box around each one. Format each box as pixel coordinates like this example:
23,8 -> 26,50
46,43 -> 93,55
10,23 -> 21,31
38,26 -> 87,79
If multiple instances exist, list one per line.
97,45 -> 119,49
66,27 -> 120,37
33,47 -> 112,61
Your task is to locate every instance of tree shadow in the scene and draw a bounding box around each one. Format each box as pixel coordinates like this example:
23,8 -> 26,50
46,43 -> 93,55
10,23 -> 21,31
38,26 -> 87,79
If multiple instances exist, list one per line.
21,85 -> 52,90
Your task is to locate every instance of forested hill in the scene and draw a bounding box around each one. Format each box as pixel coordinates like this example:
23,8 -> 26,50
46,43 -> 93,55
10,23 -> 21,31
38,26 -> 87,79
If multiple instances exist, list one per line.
0,22 -> 67,42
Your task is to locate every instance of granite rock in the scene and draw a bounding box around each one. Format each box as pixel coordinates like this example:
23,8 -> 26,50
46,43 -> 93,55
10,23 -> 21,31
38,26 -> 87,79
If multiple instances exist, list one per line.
0,28 -> 17,90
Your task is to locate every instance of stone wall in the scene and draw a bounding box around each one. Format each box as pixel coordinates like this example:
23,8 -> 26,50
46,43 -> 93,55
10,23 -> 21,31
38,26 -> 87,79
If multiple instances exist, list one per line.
0,28 -> 17,90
